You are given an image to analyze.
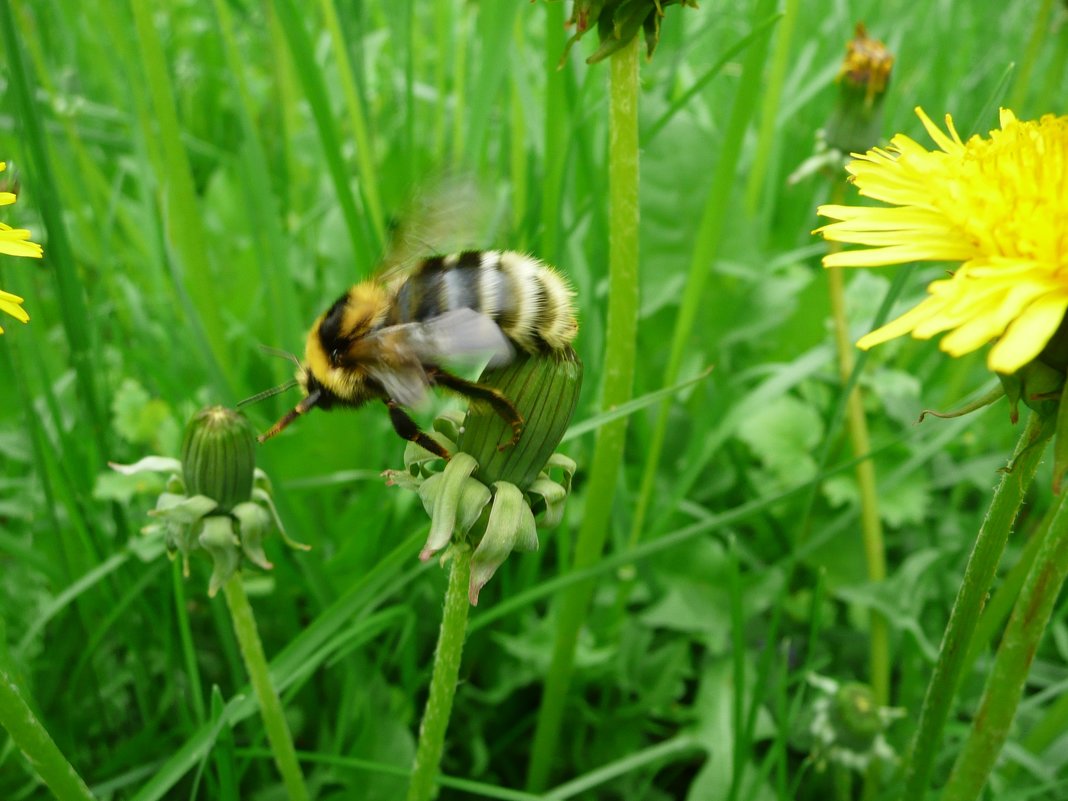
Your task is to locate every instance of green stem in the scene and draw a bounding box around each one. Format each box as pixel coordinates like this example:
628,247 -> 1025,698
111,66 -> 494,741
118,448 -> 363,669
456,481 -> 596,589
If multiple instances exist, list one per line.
407,547 -> 473,801
222,574 -> 309,801
900,413 -> 1047,799
0,645 -> 97,800
825,182 -> 888,708
526,34 -> 641,793
941,484 -> 1068,801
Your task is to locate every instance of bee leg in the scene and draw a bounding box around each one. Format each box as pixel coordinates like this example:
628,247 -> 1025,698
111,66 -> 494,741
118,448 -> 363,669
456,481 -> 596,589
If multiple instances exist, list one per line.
384,400 -> 451,459
429,369 -> 524,451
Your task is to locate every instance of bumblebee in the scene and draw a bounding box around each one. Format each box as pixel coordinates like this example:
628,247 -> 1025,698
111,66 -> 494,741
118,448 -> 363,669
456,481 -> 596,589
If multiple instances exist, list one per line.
259,250 -> 578,458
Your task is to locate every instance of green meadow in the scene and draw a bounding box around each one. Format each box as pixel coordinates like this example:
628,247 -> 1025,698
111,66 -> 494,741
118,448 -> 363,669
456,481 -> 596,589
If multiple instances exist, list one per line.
1,1 -> 1065,799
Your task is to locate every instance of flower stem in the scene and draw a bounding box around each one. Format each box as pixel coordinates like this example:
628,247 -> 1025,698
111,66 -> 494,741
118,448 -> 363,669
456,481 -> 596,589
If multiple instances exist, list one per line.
825,181 -> 889,708
900,413 -> 1047,799
0,653 -> 97,801
222,574 -> 309,801
407,546 -> 473,801
525,32 -> 641,793
941,485 -> 1068,801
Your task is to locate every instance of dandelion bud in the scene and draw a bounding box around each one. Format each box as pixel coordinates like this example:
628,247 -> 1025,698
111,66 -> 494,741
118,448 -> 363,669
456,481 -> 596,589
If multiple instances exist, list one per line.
808,674 -> 903,772
390,351 -> 581,601
825,23 -> 894,154
113,405 -> 305,596
181,406 -> 256,513
459,349 -> 583,490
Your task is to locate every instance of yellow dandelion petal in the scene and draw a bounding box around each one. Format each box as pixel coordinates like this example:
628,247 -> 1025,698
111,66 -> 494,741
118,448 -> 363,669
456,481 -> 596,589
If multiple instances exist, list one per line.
816,107 -> 1068,373
0,288 -> 29,332
915,107 -> 964,153
0,192 -> 15,206
988,293 -> 1068,374
857,294 -> 950,349
0,224 -> 43,258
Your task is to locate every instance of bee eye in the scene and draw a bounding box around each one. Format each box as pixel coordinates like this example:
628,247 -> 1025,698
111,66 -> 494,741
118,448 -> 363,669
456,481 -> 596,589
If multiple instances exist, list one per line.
330,348 -> 342,365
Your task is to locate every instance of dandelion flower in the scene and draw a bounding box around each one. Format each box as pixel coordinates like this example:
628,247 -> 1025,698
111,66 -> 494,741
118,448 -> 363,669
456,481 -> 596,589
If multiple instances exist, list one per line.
0,160 -> 43,333
816,108 -> 1068,374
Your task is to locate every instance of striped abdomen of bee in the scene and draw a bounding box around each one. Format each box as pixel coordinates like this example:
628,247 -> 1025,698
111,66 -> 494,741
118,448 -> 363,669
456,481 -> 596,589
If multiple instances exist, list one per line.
388,250 -> 577,353
258,250 -> 577,459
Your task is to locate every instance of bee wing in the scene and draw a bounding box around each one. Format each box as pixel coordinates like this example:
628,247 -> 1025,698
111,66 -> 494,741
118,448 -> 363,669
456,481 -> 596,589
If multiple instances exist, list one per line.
366,363 -> 432,409
346,309 -> 514,409
377,178 -> 488,284
395,308 -> 515,367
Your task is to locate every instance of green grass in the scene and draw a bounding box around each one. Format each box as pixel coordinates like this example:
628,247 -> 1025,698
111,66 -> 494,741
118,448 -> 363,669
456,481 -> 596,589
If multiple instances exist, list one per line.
0,1 -> 1065,799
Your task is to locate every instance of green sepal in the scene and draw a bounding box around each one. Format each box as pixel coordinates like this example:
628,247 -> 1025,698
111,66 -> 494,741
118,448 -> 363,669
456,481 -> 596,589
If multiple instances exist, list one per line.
1053,390 -> 1068,495
421,453 -> 479,561
233,502 -> 274,570
1018,360 -> 1063,419
198,515 -> 241,597
469,482 -> 537,605
998,371 -> 1023,424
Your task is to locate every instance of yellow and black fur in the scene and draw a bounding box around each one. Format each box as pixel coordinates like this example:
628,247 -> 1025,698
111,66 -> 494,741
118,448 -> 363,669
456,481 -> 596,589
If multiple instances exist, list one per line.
260,250 -> 577,458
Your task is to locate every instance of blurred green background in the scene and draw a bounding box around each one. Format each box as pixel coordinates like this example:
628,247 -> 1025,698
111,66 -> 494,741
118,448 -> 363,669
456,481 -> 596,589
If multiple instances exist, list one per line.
0,0 -> 1065,799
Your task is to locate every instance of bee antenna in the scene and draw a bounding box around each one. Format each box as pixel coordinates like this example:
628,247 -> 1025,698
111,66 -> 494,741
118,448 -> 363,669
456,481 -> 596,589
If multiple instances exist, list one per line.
258,344 -> 302,368
237,379 -> 299,408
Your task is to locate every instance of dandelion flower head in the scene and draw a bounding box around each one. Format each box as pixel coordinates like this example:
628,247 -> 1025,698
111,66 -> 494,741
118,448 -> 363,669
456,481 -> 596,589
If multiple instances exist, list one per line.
817,108 -> 1068,374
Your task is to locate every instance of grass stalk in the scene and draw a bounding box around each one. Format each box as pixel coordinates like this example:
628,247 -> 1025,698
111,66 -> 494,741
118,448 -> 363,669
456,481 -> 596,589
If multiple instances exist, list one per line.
941,483 -> 1068,801
900,412 -> 1047,799
319,0 -> 386,247
628,0 -> 777,550
222,574 -> 309,801
824,181 -> 889,708
0,630 -> 97,801
271,0 -> 370,272
525,34 -> 640,792
406,547 -> 473,801
1007,0 -> 1054,111
128,0 -> 232,387
743,0 -> 799,216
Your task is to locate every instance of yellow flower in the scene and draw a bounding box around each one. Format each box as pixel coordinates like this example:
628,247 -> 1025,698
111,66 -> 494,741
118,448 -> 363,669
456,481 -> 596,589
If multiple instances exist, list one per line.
816,108 -> 1068,374
0,160 -> 43,333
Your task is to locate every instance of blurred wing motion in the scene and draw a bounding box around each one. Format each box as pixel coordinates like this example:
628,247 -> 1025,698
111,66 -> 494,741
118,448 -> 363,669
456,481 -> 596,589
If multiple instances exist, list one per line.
377,177 -> 489,284
340,308 -> 515,408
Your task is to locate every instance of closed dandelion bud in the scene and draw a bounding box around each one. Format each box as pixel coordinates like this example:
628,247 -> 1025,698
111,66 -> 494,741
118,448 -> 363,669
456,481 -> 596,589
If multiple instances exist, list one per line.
459,349 -> 583,490
181,406 -> 255,513
808,675 -> 903,772
827,683 -> 882,753
390,350 -> 582,602
825,23 -> 893,154
112,405 -> 306,596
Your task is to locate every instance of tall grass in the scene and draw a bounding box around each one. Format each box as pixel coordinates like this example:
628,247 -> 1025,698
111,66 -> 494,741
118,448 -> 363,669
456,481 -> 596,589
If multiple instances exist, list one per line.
0,1 -> 1063,799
